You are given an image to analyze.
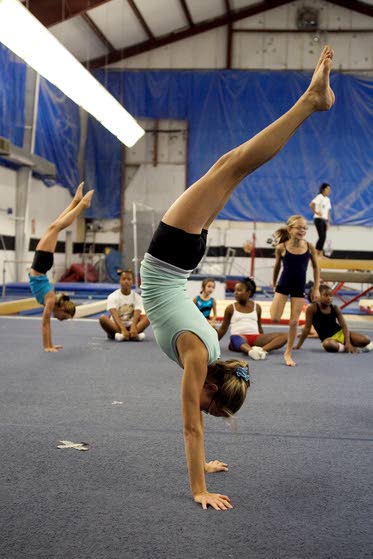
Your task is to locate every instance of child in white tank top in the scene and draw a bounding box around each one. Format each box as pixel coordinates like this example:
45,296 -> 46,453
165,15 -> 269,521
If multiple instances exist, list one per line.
218,278 -> 287,360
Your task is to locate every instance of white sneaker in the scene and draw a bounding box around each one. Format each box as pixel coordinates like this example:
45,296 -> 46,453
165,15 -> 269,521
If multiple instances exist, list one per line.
248,347 -> 262,360
258,348 -> 268,360
136,332 -> 146,341
362,340 -> 373,352
114,333 -> 124,342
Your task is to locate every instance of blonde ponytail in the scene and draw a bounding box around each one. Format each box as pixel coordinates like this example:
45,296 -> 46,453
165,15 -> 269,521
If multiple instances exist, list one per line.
207,359 -> 250,416
55,293 -> 76,318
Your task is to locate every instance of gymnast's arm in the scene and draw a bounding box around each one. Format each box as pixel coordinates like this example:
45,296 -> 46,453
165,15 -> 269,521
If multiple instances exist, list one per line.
210,299 -> 218,325
42,291 -> 57,352
309,244 -> 320,300
217,304 -> 233,340
295,304 -> 315,349
272,245 -> 283,287
109,308 -> 129,338
178,333 -> 232,511
256,303 -> 264,334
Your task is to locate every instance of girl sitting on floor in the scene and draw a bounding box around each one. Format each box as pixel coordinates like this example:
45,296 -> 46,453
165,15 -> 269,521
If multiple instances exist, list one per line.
217,278 -> 287,360
29,182 -> 94,352
193,278 -> 217,326
296,285 -> 373,353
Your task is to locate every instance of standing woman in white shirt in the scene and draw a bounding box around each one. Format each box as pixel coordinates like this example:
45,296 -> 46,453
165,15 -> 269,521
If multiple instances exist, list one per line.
309,182 -> 332,256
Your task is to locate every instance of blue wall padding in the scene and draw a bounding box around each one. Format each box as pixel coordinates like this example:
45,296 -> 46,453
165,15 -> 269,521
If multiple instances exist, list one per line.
35,77 -> 80,194
85,70 -> 373,225
0,45 -> 26,146
0,43 -> 372,226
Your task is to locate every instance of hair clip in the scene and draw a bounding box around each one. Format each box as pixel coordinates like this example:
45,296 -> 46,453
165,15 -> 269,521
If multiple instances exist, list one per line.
235,366 -> 250,382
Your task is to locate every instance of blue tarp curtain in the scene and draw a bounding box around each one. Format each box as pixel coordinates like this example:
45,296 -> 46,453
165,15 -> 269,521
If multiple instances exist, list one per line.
85,70 -> 373,225
0,45 -> 80,193
0,44 -> 26,146
0,43 -> 372,225
35,77 -> 80,195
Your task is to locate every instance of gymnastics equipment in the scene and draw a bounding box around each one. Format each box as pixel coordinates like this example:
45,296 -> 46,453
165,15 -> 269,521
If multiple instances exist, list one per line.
319,258 -> 373,309
0,297 -> 41,314
359,299 -> 373,315
2,259 -> 35,297
131,201 -> 156,288
0,297 -> 106,318
74,300 -> 106,318
243,229 -> 256,277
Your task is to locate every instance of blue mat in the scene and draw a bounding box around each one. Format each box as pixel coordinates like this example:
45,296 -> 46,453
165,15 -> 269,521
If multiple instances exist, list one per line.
0,317 -> 372,559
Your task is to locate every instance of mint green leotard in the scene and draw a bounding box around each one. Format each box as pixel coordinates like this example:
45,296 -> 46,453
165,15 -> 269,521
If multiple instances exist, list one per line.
140,253 -> 220,367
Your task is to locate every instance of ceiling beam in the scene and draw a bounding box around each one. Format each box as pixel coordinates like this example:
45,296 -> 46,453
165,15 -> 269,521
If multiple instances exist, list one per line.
86,0 -> 294,68
81,12 -> 115,53
26,0 -> 113,28
326,0 -> 373,18
179,0 -> 194,27
233,28 -> 373,33
127,0 -> 155,40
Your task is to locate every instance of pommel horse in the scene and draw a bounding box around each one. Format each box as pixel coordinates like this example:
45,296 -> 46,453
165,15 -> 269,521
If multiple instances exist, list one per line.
319,258 -> 373,309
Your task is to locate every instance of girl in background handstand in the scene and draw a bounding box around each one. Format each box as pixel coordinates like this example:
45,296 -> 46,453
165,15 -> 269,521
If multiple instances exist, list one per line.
29,182 -> 94,352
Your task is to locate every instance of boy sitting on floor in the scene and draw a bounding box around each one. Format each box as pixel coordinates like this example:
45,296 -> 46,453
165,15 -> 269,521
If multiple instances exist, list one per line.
99,269 -> 149,341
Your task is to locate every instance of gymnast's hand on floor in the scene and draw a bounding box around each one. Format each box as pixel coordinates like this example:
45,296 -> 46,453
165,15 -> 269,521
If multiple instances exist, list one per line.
205,460 -> 228,473
194,491 -> 233,511
345,343 -> 357,354
44,345 -> 63,352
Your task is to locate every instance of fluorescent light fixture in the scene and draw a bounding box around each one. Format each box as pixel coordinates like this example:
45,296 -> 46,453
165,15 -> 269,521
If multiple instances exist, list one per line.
0,0 -> 145,147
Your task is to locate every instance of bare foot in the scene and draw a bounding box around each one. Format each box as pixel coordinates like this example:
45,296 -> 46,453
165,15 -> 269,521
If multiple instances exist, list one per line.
284,352 -> 296,367
82,189 -> 94,208
73,181 -> 84,204
305,46 -> 335,111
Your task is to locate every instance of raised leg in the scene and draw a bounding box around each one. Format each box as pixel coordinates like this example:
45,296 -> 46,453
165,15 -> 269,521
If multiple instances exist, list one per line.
36,190 -> 94,253
270,292 -> 288,322
284,298 -> 305,366
55,182 -> 84,221
162,46 -> 334,233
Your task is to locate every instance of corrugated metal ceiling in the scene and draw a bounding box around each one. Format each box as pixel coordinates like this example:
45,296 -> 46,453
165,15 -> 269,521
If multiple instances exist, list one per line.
22,0 -> 373,68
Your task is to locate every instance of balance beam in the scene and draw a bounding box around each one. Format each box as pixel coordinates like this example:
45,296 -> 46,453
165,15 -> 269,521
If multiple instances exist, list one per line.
319,263 -> 373,309
321,271 -> 373,283
75,300 -> 107,318
318,258 -> 373,271
0,298 -> 107,318
0,297 -> 42,315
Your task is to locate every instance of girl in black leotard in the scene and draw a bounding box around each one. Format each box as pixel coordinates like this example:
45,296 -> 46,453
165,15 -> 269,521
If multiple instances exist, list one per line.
296,285 -> 372,353
270,215 -> 319,367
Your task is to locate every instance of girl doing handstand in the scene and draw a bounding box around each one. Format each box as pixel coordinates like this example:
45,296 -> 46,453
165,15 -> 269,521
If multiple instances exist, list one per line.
29,183 -> 94,352
140,47 -> 335,510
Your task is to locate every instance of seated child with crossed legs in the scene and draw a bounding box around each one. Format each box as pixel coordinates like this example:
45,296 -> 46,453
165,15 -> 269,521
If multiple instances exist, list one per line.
296,285 -> 373,353
217,278 -> 287,360
99,269 -> 149,341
